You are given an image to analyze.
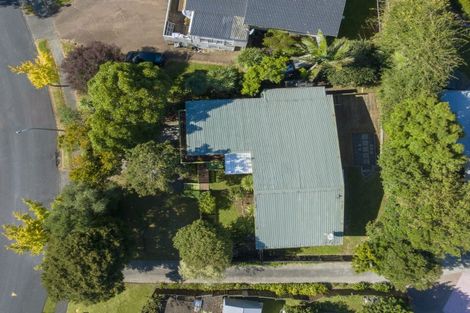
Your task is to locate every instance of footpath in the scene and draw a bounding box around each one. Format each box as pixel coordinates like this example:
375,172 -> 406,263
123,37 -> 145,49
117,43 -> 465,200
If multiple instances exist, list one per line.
124,261 -> 385,284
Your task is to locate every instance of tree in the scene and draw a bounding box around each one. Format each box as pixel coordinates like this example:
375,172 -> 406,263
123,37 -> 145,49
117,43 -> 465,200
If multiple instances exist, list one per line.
87,62 -> 170,156
45,183 -> 117,239
121,141 -> 182,196
377,0 -> 464,107
237,48 -> 266,68
359,297 -> 412,313
207,67 -> 242,97
184,71 -> 210,96
41,225 -> 128,303
173,220 -> 232,279
69,146 -> 119,185
10,49 -> 59,88
2,199 -> 49,255
61,41 -> 123,92
242,56 -> 289,96
263,30 -> 301,56
197,192 -> 216,215
325,40 -> 383,87
240,175 -> 254,193
296,32 -> 353,80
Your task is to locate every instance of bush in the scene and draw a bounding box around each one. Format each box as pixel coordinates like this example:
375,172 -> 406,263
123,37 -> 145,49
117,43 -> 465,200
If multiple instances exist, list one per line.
61,41 -> 123,92
184,71 -> 209,96
263,30 -> 301,56
370,282 -> 394,293
359,297 -> 412,313
184,68 -> 242,98
141,294 -> 166,313
240,175 -> 254,193
351,282 -> 371,291
198,192 -> 217,215
326,66 -> 379,87
237,48 -> 266,68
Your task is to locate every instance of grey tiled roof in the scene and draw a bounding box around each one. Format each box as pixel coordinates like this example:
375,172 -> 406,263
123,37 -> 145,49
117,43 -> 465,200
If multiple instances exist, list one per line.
185,88 -> 344,249
190,12 -> 249,41
185,0 -> 248,17
244,0 -> 346,36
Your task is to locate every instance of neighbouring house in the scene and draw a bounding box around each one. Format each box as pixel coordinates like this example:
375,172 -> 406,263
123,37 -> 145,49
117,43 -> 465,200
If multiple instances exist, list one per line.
223,298 -> 263,313
163,0 -> 346,50
441,90 -> 470,179
182,87 -> 344,249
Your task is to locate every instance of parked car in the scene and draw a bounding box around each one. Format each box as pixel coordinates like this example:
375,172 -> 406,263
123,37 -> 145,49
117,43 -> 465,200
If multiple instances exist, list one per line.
125,51 -> 166,66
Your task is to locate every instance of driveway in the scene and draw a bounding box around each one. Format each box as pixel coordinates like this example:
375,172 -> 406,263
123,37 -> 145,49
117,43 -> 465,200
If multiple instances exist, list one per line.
0,3 -> 60,313
124,261 -> 385,284
54,0 -> 237,64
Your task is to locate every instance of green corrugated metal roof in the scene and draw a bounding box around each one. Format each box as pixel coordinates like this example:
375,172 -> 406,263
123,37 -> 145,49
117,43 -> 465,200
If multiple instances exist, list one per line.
186,87 -> 344,249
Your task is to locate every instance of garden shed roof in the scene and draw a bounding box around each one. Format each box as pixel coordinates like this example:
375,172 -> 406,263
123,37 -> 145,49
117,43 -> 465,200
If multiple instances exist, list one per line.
185,87 -> 344,249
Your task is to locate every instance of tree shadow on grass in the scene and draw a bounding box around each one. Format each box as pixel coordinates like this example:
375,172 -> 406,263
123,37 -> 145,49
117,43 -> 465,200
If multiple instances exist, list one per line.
118,192 -> 199,260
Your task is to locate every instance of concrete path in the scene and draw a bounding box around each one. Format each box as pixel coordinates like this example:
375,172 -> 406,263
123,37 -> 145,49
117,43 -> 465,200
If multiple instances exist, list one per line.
124,261 -> 385,284
0,3 -> 60,313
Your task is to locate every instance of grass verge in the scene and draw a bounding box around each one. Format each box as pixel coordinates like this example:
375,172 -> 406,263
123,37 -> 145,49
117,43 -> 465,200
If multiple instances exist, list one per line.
42,297 -> 57,313
67,284 -> 156,313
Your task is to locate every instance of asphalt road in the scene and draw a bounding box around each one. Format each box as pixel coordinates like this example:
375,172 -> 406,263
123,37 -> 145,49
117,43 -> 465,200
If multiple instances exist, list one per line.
0,3 -> 60,313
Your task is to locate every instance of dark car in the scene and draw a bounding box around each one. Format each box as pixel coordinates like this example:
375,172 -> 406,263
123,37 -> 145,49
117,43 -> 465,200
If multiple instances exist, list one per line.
125,51 -> 166,66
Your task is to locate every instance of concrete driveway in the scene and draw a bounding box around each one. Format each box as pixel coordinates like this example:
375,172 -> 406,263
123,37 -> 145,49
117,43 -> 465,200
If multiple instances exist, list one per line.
54,0 -> 237,64
54,0 -> 170,53
0,3 -> 60,313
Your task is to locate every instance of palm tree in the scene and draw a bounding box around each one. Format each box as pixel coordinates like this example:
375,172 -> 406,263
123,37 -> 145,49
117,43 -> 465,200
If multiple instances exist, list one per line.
295,31 -> 353,80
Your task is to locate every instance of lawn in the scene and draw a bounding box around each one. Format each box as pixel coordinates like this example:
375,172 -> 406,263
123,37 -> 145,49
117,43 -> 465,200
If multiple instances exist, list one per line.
338,0 -> 378,39
260,298 -> 285,313
119,193 -> 199,260
164,60 -> 224,81
317,295 -> 364,312
67,284 -> 156,313
42,298 -> 57,313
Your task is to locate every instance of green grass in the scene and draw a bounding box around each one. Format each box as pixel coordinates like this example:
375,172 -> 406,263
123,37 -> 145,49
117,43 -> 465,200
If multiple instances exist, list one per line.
42,298 -> 57,313
317,295 -> 364,312
119,193 -> 199,260
164,60 -> 224,80
219,204 -> 240,226
338,0 -> 378,39
67,284 -> 156,313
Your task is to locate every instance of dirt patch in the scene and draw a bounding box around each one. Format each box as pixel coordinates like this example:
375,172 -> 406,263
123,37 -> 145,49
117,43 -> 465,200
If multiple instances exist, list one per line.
53,0 -> 237,64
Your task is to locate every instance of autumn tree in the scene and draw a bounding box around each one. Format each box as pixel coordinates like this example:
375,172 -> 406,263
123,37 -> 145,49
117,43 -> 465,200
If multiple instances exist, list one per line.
2,199 -> 49,255
61,41 -> 123,92
10,49 -> 59,89
173,220 -> 232,279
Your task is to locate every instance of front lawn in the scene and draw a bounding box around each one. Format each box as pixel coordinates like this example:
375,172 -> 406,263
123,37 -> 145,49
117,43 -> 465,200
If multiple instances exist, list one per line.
119,193 -> 199,260
338,0 -> 378,39
164,60 -> 225,80
67,284 -> 156,313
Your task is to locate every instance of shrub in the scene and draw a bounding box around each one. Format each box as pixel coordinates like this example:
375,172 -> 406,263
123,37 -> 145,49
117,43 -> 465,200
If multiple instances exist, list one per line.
207,67 -> 242,97
141,294 -> 166,313
184,71 -> 209,96
263,30 -> 301,56
197,192 -> 217,215
237,48 -> 266,68
359,297 -> 412,313
240,175 -> 254,193
326,66 -> 379,87
370,282 -> 394,293
351,281 -> 372,291
61,41 -> 123,92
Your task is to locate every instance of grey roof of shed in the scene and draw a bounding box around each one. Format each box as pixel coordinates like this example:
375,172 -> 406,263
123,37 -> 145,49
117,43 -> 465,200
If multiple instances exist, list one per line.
190,13 -> 249,41
244,0 -> 346,36
185,88 -> 344,249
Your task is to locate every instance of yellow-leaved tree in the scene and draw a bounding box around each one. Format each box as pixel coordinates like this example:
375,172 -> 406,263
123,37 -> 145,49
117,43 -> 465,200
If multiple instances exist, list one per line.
2,199 -> 49,255
10,50 -> 59,89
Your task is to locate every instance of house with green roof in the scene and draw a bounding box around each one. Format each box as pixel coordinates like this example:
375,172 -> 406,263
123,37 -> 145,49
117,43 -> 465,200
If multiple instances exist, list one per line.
184,87 -> 344,249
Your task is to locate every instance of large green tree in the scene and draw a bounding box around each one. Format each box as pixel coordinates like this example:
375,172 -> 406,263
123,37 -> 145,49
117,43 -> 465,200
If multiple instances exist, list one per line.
241,56 -> 289,96
377,0 -> 464,108
173,220 -> 232,279
45,183 -> 117,239
121,141 -> 182,196
41,225 -> 128,303
86,61 -> 169,156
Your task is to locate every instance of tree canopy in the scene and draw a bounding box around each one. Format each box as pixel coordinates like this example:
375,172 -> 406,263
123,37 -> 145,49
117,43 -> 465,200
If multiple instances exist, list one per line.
173,220 -> 232,279
41,225 -> 128,303
61,41 -> 123,92
241,56 -> 289,96
86,61 -> 170,156
121,141 -> 182,196
377,0 -> 464,108
2,199 -> 49,255
10,49 -> 59,89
